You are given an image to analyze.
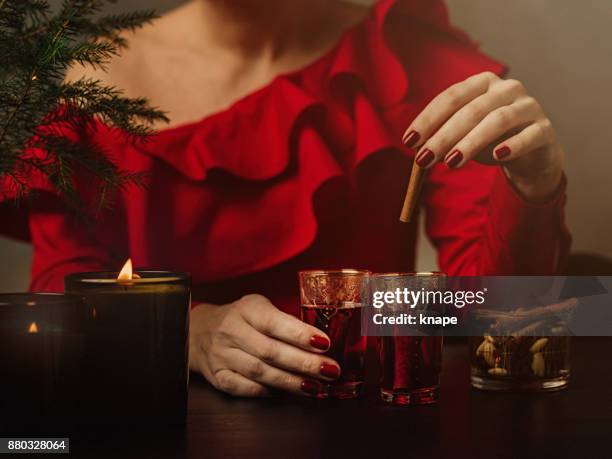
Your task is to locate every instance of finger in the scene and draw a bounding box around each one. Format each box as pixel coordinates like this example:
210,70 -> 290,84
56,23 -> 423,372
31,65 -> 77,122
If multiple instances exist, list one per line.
414,80 -> 521,168
225,348 -> 328,397
402,71 -> 498,148
445,97 -> 541,169
213,369 -> 270,398
237,294 -> 331,353
233,324 -> 341,381
493,119 -> 555,162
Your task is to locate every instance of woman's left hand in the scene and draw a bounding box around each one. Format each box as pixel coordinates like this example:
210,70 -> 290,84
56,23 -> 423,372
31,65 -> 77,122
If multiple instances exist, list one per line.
402,71 -> 565,202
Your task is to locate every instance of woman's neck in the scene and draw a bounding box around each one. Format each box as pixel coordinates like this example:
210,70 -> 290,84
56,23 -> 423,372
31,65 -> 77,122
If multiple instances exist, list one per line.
201,0 -> 322,55
161,0 -> 364,60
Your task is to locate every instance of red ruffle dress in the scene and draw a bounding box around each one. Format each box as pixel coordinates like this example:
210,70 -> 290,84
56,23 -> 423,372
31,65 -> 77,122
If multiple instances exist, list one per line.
0,0 -> 571,315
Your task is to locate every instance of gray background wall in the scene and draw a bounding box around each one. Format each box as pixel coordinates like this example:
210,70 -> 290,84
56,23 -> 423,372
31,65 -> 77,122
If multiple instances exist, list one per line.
2,0 -> 611,291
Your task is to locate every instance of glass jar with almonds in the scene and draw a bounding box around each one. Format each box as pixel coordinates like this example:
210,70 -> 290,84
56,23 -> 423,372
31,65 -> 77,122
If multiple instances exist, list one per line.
470,335 -> 571,391
469,301 -> 574,391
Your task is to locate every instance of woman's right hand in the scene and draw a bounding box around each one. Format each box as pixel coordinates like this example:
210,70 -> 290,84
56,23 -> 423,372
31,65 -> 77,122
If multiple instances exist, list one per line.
189,294 -> 341,397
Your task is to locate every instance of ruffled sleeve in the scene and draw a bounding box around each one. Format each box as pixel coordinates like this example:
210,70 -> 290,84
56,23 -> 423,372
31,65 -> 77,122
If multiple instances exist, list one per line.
379,0 -> 572,275
424,162 -> 571,276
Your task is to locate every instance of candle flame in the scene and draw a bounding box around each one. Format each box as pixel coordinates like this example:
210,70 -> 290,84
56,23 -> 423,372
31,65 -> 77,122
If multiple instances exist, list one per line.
117,258 -> 141,282
118,258 -> 134,281
28,321 -> 39,334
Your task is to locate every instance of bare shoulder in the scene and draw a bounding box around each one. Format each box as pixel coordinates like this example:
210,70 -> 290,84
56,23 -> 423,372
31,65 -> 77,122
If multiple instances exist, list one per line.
63,3 -> 189,92
64,36 -> 142,90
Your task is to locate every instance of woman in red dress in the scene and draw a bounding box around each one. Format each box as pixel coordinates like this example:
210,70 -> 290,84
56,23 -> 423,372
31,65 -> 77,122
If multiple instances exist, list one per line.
0,0 -> 570,397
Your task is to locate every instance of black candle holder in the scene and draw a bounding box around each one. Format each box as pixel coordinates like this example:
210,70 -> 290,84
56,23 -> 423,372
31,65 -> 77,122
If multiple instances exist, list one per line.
0,293 -> 89,435
65,271 -> 191,430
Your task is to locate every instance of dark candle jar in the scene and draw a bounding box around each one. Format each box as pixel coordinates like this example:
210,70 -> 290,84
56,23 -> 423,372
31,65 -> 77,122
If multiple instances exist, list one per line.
0,293 -> 89,435
65,271 -> 191,430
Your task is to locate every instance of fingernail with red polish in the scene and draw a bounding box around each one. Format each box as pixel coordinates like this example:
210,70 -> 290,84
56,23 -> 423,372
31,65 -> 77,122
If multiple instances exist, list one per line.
445,149 -> 463,168
310,335 -> 330,351
300,380 -> 321,396
403,130 -> 420,148
416,149 -> 435,168
320,363 -> 341,379
494,145 -> 511,160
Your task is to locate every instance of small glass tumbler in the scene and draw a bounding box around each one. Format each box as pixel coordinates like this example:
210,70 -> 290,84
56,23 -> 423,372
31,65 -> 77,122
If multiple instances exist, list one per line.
0,293 -> 89,434
371,272 -> 445,406
299,269 -> 369,399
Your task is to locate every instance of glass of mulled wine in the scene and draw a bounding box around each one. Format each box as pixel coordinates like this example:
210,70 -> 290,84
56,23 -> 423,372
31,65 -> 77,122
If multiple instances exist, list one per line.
299,269 -> 370,399
372,272 -> 445,406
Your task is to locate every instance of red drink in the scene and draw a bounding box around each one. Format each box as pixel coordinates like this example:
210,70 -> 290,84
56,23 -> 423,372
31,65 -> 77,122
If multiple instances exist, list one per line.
299,269 -> 370,399
371,272 -> 445,405
378,336 -> 443,405
301,303 -> 366,398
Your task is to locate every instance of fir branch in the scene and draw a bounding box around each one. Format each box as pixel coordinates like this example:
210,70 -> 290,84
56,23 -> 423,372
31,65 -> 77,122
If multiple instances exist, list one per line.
0,0 -> 167,212
0,71 -> 38,152
65,41 -> 118,69
56,78 -> 168,134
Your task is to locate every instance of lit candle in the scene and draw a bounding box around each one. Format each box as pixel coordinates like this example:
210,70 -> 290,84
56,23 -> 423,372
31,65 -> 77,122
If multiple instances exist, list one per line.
64,259 -> 191,430
0,293 -> 87,435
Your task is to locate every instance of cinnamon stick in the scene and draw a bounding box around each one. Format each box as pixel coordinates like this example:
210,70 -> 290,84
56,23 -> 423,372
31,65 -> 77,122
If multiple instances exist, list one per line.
399,160 -> 426,223
493,298 -> 578,330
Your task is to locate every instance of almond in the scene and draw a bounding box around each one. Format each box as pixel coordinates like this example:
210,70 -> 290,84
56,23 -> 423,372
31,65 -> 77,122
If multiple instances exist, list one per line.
532,352 -> 546,377
482,341 -> 496,367
530,338 -> 549,354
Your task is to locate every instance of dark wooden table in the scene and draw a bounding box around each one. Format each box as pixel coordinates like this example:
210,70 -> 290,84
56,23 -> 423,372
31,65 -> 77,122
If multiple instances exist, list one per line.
74,338 -> 612,459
